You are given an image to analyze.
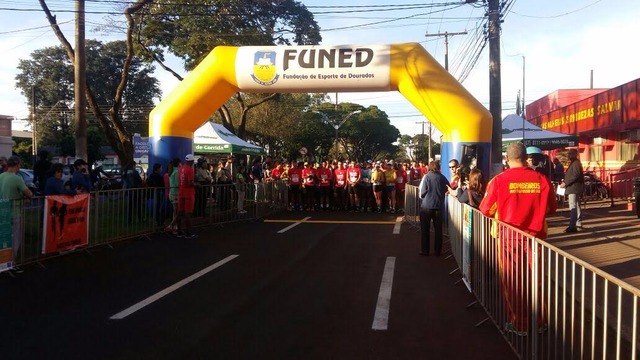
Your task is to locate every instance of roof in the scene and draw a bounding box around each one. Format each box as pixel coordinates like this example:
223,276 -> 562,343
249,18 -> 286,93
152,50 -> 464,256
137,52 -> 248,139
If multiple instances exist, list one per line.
193,122 -> 265,155
502,114 -> 578,150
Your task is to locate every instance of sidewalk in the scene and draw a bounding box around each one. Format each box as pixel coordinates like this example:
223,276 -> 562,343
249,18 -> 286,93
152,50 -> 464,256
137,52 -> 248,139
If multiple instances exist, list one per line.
546,199 -> 640,288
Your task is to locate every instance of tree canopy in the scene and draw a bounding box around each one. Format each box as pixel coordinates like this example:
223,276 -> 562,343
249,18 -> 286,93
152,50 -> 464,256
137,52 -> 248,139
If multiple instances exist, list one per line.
134,0 -> 322,71
15,39 -> 161,163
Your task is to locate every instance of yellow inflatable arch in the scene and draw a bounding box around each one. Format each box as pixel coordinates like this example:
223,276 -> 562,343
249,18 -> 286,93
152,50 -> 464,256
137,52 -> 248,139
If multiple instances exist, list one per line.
149,43 -> 492,177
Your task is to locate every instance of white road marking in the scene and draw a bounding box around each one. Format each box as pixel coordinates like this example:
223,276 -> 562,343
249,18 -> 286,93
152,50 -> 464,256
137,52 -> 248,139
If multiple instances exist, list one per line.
372,256 -> 396,331
392,216 -> 403,234
277,216 -> 312,233
110,255 -> 239,320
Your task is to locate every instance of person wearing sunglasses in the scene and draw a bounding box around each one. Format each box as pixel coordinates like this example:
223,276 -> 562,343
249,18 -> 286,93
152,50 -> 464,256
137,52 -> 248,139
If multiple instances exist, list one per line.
448,159 -> 460,190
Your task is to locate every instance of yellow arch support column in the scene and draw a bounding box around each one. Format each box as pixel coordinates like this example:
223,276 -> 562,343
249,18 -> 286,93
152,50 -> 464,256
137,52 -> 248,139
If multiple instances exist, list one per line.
148,46 -> 240,166
390,43 -> 492,177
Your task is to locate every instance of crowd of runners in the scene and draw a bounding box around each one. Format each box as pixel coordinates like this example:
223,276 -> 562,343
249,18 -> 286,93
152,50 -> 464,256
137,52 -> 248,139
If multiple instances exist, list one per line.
253,157 -> 430,213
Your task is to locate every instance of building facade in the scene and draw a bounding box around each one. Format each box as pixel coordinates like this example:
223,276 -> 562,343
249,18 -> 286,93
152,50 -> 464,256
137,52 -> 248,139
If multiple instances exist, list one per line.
526,78 -> 640,197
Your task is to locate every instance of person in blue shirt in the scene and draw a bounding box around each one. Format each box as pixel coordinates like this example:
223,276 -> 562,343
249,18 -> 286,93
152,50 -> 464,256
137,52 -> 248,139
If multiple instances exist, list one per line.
45,163 -> 77,196
71,159 -> 92,193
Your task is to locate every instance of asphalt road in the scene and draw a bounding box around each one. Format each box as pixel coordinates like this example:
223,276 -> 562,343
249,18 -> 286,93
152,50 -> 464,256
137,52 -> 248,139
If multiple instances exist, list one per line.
1,211 -> 515,360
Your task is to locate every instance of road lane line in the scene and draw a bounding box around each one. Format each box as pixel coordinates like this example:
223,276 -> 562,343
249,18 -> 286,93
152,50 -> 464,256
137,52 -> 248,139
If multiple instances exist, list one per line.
110,255 -> 239,320
277,216 -> 312,233
267,219 -> 397,225
392,216 -> 403,234
372,256 -> 396,331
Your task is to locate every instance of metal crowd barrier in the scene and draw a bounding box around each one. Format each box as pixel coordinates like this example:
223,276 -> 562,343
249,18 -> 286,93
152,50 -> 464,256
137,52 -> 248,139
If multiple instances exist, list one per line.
606,168 -> 640,206
9,181 -> 288,268
405,184 -> 639,359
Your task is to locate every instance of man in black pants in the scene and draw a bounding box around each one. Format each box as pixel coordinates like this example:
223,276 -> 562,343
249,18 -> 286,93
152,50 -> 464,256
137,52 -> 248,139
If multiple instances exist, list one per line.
418,160 -> 449,256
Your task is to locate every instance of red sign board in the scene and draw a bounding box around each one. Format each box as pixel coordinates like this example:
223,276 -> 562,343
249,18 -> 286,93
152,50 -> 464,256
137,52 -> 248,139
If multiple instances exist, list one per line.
529,78 -> 640,134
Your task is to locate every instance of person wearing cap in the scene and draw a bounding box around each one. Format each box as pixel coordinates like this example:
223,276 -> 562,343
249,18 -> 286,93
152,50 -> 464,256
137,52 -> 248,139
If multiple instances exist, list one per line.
71,159 -> 92,193
526,146 -> 552,179
176,154 -> 197,238
0,155 -> 33,266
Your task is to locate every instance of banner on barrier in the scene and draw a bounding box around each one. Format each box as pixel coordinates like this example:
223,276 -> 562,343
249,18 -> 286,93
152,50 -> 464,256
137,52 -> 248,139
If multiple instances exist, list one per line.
42,194 -> 90,254
0,199 -> 12,272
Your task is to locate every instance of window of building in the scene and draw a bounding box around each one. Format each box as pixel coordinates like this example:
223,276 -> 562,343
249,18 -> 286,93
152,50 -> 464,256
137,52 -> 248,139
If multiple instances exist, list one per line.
589,145 -> 604,162
619,132 -> 640,161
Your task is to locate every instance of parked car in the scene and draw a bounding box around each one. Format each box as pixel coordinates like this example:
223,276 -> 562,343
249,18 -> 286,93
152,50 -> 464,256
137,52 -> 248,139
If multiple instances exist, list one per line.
18,169 -> 39,195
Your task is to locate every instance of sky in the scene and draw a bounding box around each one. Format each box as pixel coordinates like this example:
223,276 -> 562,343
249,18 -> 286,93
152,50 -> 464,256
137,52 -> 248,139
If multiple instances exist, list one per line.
1,0 -> 639,138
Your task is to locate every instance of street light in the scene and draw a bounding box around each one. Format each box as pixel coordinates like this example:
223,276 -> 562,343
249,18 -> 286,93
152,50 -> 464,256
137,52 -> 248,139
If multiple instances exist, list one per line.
314,109 -> 361,159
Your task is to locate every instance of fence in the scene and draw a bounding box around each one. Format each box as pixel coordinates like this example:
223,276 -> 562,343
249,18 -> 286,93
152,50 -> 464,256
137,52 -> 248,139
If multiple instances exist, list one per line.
7,181 -> 288,269
405,184 -> 639,359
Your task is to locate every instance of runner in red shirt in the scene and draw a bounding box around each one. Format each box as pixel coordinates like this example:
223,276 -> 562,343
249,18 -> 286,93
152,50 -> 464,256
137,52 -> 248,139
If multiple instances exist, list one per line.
316,160 -> 333,210
346,161 -> 362,211
287,161 -> 302,211
479,143 -> 557,336
301,161 -> 317,210
333,161 -> 348,211
270,161 -> 283,181
177,154 -> 197,238
395,163 -> 409,212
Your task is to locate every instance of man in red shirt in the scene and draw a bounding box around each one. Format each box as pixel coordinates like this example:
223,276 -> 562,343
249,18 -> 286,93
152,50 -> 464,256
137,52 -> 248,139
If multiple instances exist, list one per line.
301,161 -> 317,210
333,161 -> 348,210
479,143 -> 557,336
177,154 -> 197,238
287,161 -> 302,211
316,160 -> 333,210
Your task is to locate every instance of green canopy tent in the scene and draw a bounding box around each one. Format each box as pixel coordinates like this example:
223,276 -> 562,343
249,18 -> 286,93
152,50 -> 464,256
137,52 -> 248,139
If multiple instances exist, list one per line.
502,114 -> 578,150
193,122 -> 266,155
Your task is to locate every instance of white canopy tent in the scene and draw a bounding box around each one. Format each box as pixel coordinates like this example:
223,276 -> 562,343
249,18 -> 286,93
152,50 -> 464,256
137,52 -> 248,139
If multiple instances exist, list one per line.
502,114 -> 578,150
193,122 -> 265,155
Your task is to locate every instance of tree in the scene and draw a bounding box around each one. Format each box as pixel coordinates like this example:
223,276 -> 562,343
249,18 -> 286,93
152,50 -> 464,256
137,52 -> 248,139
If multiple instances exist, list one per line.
338,105 -> 400,162
243,93 -> 328,158
37,0 -> 156,168
15,40 -> 161,162
129,0 -> 322,139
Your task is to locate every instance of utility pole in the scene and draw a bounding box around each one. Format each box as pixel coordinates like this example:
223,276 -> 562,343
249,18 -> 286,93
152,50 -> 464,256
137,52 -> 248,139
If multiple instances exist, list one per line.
425,31 -> 467,71
415,120 -> 432,160
31,86 -> 37,165
521,55 -> 525,118
74,0 -> 87,161
488,0 -> 503,176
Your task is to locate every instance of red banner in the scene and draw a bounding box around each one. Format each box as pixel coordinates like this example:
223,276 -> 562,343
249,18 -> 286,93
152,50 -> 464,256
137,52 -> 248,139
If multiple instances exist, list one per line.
529,77 -> 640,133
42,194 -> 90,254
